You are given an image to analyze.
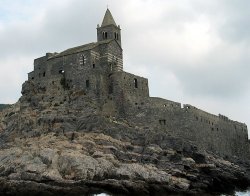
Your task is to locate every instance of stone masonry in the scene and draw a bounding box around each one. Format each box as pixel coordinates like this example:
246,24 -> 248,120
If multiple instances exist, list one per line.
22,9 -> 249,159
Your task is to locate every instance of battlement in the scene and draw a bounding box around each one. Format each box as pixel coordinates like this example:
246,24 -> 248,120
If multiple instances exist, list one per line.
183,104 -> 247,133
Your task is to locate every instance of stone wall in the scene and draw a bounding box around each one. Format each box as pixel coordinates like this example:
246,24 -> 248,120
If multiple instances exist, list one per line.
121,97 -> 249,159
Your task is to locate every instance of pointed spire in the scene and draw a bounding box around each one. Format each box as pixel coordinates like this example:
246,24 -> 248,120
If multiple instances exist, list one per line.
101,8 -> 117,27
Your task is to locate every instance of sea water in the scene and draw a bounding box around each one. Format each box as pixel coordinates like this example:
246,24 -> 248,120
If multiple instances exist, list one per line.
94,190 -> 250,196
235,190 -> 250,196
95,191 -> 250,196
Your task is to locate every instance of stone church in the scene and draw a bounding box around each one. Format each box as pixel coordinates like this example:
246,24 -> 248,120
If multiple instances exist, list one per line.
23,9 -> 249,159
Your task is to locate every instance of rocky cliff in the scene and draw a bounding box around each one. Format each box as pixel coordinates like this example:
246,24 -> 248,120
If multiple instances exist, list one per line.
0,104 -> 10,111
0,80 -> 250,195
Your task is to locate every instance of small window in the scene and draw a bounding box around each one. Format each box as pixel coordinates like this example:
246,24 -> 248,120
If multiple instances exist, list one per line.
159,120 -> 166,125
134,78 -> 138,88
79,55 -> 84,65
93,64 -> 95,68
163,104 -> 167,107
86,80 -> 90,88
43,72 -> 46,77
31,77 -> 34,80
59,70 -> 64,74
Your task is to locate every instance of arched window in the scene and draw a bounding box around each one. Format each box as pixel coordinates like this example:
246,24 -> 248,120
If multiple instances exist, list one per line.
103,32 -> 108,39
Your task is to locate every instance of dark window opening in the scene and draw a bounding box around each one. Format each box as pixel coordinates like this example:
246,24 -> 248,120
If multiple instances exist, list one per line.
103,32 -> 108,39
86,80 -> 90,88
114,32 -> 119,40
211,127 -> 214,131
43,72 -> 46,77
31,77 -> 34,80
134,78 -> 138,88
196,116 -> 199,120
159,120 -> 166,125
93,64 -> 95,68
59,70 -> 64,74
109,85 -> 113,94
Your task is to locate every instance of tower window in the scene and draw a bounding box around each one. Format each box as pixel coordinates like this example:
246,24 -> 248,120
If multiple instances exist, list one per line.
114,32 -> 119,40
93,64 -> 95,68
102,32 -> 108,39
134,78 -> 138,88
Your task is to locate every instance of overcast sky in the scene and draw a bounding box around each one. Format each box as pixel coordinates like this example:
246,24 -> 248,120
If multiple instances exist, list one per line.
0,0 -> 249,137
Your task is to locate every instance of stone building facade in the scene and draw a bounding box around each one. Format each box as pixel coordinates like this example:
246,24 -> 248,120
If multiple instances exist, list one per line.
23,9 -> 249,159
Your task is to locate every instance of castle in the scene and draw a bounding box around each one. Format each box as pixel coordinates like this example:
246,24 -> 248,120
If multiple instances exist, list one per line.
23,9 -> 249,159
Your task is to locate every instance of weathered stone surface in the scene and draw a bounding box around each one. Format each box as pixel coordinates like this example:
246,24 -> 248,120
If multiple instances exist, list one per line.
0,8 -> 249,196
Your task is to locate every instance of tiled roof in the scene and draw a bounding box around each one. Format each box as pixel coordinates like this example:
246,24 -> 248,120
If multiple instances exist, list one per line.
49,40 -> 112,59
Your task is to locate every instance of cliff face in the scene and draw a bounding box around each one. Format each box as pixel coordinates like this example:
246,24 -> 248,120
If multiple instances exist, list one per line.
0,80 -> 250,195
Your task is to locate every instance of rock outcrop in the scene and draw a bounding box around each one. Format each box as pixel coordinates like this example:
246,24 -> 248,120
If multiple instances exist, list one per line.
0,81 -> 249,195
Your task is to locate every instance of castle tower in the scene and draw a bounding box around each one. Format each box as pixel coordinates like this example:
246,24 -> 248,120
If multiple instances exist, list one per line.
97,9 -> 121,46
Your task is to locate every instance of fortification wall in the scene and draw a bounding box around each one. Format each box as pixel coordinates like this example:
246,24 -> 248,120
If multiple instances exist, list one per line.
120,95 -> 249,159
166,104 -> 249,158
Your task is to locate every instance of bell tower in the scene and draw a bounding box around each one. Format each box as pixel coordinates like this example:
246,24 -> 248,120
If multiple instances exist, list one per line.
97,9 -> 121,46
